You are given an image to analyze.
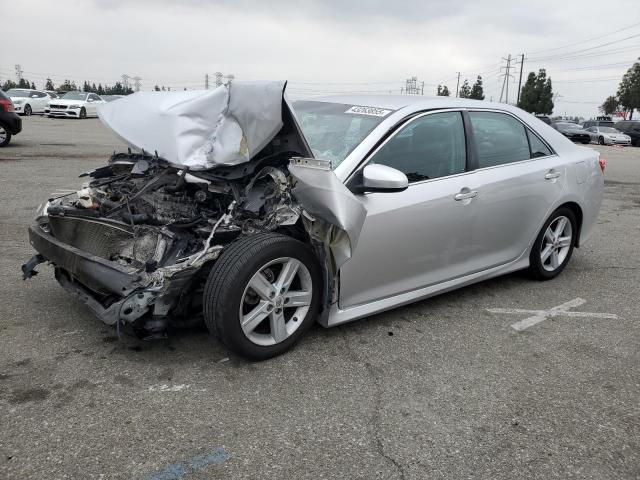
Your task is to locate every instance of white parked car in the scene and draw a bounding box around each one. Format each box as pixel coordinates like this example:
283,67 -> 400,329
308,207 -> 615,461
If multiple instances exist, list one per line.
584,126 -> 631,146
45,91 -> 106,119
6,88 -> 51,116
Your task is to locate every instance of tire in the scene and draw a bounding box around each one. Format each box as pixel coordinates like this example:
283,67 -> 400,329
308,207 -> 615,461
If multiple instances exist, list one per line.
0,124 -> 11,147
24,104 -> 32,116
528,207 -> 577,280
598,136 -> 605,145
203,232 -> 322,360
79,107 -> 87,119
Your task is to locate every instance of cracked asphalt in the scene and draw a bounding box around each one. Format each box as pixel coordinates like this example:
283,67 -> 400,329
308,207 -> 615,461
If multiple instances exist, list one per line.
1,117 -> 639,479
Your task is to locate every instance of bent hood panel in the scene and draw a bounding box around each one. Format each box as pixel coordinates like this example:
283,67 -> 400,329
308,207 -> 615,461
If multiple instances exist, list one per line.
98,81 -> 287,170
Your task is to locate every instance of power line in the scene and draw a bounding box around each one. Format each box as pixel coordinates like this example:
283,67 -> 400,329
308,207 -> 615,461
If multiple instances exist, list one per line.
526,20 -> 640,55
528,33 -> 640,61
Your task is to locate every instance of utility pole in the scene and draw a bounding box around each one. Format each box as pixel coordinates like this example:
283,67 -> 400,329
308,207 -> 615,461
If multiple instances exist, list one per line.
516,54 -> 525,105
205,73 -> 209,90
455,72 -> 461,98
133,76 -> 142,92
15,64 -> 23,82
499,55 -> 514,104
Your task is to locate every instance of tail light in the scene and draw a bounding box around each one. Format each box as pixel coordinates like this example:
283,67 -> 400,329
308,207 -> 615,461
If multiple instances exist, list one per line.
598,158 -> 606,173
0,99 -> 14,113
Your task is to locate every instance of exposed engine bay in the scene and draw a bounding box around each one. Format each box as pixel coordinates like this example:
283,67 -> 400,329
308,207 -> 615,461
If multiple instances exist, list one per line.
22,81 -> 367,341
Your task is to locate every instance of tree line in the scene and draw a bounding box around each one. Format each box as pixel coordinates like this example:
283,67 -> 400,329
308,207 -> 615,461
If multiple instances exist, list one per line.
436,75 -> 485,99
599,60 -> 640,119
1,77 -> 134,96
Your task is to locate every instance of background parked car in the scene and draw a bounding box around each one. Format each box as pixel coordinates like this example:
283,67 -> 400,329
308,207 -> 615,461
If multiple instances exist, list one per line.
45,90 -> 61,99
0,90 -> 22,147
615,120 -> 640,146
551,122 -> 591,144
585,126 -> 631,145
582,117 -> 615,129
535,115 -> 552,125
5,88 -> 50,116
44,91 -> 106,119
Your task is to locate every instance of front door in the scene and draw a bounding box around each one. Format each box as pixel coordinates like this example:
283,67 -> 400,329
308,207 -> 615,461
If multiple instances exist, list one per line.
339,110 -> 478,308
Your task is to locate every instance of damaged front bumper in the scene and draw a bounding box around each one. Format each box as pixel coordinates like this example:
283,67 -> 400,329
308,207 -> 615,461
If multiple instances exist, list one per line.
25,224 -> 220,327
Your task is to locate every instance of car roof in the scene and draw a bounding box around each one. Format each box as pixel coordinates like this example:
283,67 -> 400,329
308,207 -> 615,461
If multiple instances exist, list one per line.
306,94 -> 519,114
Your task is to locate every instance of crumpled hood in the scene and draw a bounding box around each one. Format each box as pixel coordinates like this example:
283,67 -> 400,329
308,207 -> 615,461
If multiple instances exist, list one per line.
98,81 -> 288,170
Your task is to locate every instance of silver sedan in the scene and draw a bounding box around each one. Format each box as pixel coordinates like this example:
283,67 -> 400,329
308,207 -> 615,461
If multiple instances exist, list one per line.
23,91 -> 604,359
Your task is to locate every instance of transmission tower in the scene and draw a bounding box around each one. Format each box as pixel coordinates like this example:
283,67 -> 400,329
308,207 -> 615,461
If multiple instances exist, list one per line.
121,74 -> 130,90
15,64 -> 23,82
215,72 -> 223,87
133,76 -> 142,92
403,76 -> 424,95
205,74 -> 209,89
499,55 -> 515,104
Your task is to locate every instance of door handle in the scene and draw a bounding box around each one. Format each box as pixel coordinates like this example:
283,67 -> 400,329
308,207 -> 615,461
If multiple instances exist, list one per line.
454,190 -> 478,201
545,171 -> 561,180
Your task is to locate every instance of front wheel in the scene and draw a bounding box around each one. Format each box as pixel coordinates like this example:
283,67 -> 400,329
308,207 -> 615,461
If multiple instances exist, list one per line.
0,124 -> 11,147
24,104 -> 32,116
528,207 -> 577,280
79,107 -> 86,119
203,233 -> 322,360
598,136 -> 605,145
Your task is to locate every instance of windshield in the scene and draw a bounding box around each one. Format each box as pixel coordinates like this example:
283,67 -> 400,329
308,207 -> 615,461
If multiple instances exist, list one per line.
599,127 -> 619,133
61,92 -> 88,101
6,89 -> 31,98
292,101 -> 392,168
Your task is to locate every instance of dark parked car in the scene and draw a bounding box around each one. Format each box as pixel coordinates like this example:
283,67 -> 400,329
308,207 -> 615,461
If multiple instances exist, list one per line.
552,122 -> 591,144
0,90 -> 22,147
615,120 -> 640,146
535,115 -> 552,125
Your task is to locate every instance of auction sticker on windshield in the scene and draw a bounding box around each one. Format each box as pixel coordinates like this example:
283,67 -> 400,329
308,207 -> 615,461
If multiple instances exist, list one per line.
345,105 -> 392,117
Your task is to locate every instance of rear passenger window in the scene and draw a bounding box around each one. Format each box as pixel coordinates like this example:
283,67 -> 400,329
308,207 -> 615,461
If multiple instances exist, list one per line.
469,112 -> 531,168
527,129 -> 552,158
369,112 -> 466,182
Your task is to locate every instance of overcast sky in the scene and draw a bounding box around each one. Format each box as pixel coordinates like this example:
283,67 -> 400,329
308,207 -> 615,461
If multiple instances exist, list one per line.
3,0 -> 639,117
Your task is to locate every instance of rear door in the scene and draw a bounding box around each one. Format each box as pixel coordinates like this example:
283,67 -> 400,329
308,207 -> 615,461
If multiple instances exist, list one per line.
339,110 -> 477,308
463,110 -> 564,269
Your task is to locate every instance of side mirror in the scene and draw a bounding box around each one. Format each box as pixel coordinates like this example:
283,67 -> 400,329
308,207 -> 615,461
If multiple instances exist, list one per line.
360,164 -> 408,193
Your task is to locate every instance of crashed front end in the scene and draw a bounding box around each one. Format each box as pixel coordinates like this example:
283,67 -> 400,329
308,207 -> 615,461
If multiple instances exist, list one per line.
22,82 -> 366,338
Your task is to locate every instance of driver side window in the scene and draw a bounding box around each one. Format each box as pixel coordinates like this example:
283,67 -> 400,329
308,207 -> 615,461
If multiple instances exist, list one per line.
369,112 -> 466,183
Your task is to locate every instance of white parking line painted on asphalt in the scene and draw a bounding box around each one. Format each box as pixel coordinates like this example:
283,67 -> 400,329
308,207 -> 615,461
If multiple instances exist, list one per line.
487,297 -> 618,331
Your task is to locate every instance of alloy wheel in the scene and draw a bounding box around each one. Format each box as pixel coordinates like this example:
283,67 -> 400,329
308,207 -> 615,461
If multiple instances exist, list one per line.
540,215 -> 572,272
239,257 -> 312,346
24,105 -> 32,116
0,126 -> 6,144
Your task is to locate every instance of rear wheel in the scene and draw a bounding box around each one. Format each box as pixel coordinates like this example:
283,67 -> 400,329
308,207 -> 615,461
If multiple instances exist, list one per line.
598,136 -> 605,145
79,107 -> 87,119
203,233 -> 321,360
24,104 -> 32,116
528,207 -> 577,280
0,124 -> 11,147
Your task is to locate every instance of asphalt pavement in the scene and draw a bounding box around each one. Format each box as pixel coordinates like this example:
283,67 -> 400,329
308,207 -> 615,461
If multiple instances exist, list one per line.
1,116 -> 639,479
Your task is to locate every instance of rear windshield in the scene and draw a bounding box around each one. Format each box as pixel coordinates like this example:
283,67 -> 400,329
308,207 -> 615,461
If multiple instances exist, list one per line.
6,89 -> 31,98
292,101 -> 393,168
